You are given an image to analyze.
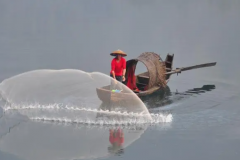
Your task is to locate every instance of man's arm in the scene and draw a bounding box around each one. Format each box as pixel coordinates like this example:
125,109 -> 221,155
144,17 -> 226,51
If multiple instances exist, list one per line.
122,59 -> 126,81
112,71 -> 116,79
122,69 -> 126,78
111,59 -> 116,79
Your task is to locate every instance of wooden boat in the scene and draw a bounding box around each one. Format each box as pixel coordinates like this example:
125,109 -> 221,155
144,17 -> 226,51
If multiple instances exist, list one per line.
96,52 -> 216,102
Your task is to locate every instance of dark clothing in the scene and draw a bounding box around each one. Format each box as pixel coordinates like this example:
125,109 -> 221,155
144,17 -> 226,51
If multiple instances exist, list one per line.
110,74 -> 122,82
110,74 -> 123,90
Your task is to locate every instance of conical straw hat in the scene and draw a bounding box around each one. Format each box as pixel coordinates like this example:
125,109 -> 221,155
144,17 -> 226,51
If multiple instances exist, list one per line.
110,49 -> 127,57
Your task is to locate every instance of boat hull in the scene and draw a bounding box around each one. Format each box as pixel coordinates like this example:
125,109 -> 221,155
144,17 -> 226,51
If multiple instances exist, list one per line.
96,85 -> 137,103
96,79 -> 169,102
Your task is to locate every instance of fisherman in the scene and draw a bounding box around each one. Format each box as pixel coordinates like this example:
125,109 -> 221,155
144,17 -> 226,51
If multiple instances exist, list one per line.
110,50 -> 127,90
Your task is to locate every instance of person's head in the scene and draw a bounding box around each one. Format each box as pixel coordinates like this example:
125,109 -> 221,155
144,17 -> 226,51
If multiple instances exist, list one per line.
108,145 -> 124,156
116,54 -> 122,60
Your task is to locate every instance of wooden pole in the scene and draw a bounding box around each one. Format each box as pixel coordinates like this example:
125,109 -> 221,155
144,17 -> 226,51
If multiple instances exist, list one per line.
165,62 -> 217,75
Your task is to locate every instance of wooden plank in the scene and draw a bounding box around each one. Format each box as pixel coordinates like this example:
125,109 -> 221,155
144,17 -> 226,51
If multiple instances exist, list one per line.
138,75 -> 149,79
165,62 -> 217,75
136,82 -> 147,86
181,62 -> 217,71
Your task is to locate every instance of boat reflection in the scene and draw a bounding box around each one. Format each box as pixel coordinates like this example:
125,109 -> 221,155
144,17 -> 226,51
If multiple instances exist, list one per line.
141,84 -> 216,108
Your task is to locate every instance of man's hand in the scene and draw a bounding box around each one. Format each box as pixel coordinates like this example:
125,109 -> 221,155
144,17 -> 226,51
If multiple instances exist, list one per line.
122,75 -> 125,82
114,78 -> 118,84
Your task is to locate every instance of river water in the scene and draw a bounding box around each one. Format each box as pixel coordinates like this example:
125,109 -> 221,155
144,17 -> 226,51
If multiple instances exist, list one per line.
0,1 -> 240,160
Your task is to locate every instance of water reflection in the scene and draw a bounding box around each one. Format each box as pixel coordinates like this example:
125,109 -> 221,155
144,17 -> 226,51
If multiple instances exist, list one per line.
0,112 -> 147,160
108,128 -> 124,156
141,84 -> 216,109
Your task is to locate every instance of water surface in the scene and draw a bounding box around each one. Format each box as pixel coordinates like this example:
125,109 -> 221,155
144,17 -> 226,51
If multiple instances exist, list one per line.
0,0 -> 240,160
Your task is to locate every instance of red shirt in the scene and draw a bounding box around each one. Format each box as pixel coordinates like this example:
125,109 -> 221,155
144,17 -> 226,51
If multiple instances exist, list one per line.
110,57 -> 126,76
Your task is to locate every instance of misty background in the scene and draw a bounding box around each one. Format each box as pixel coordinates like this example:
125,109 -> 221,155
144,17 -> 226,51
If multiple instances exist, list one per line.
0,0 -> 239,86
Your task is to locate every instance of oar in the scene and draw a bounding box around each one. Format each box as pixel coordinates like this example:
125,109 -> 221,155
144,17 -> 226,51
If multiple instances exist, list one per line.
165,62 -> 217,75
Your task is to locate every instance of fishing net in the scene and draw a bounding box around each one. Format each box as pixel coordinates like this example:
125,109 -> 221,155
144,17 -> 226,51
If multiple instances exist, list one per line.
0,69 -> 156,124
